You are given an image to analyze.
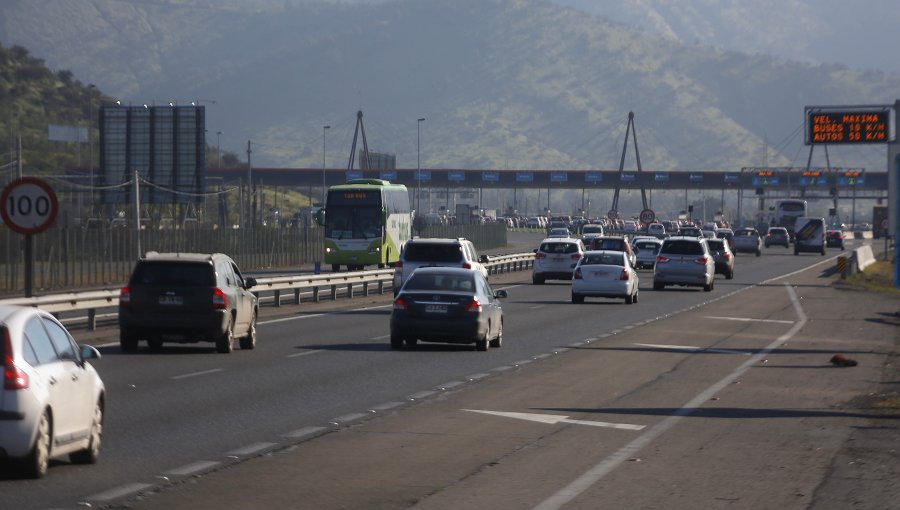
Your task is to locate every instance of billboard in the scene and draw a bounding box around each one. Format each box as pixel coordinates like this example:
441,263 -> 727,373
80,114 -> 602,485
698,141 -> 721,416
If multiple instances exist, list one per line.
100,105 -> 206,204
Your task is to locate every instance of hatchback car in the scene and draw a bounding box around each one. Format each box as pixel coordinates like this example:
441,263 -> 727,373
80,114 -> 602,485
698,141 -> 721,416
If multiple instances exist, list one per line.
706,238 -> 735,279
632,238 -> 662,270
571,251 -> 640,304
118,252 -> 259,353
825,230 -> 845,250
675,226 -> 703,238
390,267 -> 506,351
765,227 -> 790,248
393,238 -> 488,295
533,237 -> 585,284
588,236 -> 637,268
646,223 -> 666,237
653,236 -> 715,291
547,227 -> 571,238
0,305 -> 105,478
731,227 -> 763,256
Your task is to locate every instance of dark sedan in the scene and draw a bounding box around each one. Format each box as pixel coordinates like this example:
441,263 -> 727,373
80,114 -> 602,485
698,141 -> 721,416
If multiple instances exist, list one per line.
390,267 -> 507,351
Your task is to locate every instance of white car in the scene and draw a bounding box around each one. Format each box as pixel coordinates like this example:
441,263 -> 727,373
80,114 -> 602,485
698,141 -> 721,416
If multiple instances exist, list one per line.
393,238 -> 488,295
0,305 -> 105,478
533,237 -> 585,284
571,250 -> 640,304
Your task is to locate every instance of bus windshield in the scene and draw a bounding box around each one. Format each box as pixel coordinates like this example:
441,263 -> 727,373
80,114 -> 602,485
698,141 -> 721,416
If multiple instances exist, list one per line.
326,206 -> 382,239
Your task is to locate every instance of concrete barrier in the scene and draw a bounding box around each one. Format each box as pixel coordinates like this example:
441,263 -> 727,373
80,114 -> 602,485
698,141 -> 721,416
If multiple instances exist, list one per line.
855,245 -> 877,272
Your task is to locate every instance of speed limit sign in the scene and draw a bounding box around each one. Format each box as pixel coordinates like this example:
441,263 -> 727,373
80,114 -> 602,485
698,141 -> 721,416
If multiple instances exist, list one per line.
639,208 -> 656,225
1,177 -> 59,235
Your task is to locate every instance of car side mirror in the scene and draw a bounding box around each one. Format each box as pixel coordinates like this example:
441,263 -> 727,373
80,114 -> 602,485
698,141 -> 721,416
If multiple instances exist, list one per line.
533,248 -> 538,253
245,277 -> 257,289
494,289 -> 508,299
479,254 -> 489,263
80,344 -> 101,361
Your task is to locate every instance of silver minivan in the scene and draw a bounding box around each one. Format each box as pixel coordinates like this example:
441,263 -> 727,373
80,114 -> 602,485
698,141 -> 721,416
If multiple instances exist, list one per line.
653,236 -> 715,291
532,237 -> 585,284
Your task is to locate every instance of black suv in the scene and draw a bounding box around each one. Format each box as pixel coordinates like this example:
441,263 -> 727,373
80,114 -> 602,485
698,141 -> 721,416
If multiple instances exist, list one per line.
118,252 -> 258,353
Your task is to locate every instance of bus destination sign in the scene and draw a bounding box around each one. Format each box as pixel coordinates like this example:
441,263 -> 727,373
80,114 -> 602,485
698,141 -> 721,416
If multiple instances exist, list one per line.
806,110 -> 890,145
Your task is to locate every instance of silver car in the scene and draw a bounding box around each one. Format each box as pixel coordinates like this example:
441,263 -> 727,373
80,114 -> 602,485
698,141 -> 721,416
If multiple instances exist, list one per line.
731,227 -> 763,256
633,238 -> 662,270
571,250 -> 640,304
653,236 -> 715,292
532,237 -> 585,284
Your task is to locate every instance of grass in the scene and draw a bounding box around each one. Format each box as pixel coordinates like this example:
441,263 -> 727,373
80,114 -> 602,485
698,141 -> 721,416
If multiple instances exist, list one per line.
837,255 -> 900,296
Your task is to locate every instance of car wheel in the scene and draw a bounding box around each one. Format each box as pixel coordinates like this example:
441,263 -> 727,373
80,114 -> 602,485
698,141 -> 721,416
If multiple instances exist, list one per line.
490,320 -> 503,348
390,335 -> 403,349
653,282 -> 664,291
726,269 -> 734,280
404,338 -> 418,348
21,410 -> 51,478
216,320 -> 234,353
119,329 -> 138,353
532,275 -> 545,285
755,250 -> 761,257
70,400 -> 103,465
633,289 -> 639,303
475,335 -> 489,352
147,338 -> 163,351
239,312 -> 257,350
625,293 -> 634,304
571,292 -> 584,304
704,279 -> 714,292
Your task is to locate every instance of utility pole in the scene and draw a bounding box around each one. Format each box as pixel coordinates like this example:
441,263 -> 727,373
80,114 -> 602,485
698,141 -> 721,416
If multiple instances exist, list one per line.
246,140 -> 253,228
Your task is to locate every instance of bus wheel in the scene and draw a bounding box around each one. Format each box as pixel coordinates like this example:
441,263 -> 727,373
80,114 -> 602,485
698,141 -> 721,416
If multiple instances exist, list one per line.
332,264 -> 341,272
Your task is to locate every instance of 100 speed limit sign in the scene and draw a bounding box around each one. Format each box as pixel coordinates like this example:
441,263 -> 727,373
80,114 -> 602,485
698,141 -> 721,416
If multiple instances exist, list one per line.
1,177 -> 59,235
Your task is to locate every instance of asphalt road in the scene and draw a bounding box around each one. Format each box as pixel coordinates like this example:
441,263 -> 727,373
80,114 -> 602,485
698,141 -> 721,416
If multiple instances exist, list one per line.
2,234 -> 896,510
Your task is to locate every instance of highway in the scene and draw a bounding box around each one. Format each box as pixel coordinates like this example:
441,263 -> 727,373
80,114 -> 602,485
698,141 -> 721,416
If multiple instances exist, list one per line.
1,233 -> 896,509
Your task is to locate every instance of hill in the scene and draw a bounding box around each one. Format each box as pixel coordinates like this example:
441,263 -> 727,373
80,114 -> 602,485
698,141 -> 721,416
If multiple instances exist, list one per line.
1,0 -> 897,173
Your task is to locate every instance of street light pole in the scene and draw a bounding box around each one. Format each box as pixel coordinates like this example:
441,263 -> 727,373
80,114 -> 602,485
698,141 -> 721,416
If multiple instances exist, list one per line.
417,117 -> 425,213
216,131 -> 222,167
322,125 -> 330,206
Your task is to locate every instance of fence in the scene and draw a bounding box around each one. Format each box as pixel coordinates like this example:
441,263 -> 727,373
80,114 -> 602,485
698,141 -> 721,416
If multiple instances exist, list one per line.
0,223 -> 507,296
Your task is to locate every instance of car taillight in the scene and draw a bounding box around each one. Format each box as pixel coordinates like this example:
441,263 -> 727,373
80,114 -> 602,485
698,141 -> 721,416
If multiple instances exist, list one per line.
620,269 -> 629,281
573,268 -> 583,280
694,257 -> 709,265
395,260 -> 403,268
656,256 -> 670,263
3,329 -> 27,390
724,253 -> 732,260
534,252 -> 546,259
571,253 -> 582,261
463,262 -> 472,269
213,288 -> 228,310
393,297 -> 408,311
119,286 -> 131,305
465,298 -> 483,313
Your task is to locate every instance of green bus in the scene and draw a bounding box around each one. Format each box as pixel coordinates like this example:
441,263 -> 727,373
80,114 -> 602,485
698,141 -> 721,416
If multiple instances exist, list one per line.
316,179 -> 411,271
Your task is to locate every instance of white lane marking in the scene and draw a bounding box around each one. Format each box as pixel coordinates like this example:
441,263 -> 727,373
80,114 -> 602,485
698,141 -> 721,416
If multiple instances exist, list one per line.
705,315 -> 794,324
171,368 -> 224,380
529,305 -> 546,310
165,460 -> 221,476
287,349 -> 325,358
225,442 -> 277,457
85,483 -> 154,502
330,412 -> 370,424
260,304 -> 392,326
534,283 -> 808,510
633,343 -> 751,356
370,334 -> 391,340
463,410 -> 645,431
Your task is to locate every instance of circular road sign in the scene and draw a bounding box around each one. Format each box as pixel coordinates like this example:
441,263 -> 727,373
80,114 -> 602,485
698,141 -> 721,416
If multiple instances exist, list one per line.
0,177 -> 59,235
607,209 -> 618,220
639,208 -> 656,225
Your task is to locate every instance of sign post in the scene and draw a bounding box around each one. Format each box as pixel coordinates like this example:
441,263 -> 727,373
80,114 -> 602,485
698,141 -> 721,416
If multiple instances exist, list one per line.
0,177 -> 59,297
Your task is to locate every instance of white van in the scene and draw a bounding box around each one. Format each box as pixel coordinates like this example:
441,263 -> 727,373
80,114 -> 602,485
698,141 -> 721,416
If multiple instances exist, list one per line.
793,217 -> 826,255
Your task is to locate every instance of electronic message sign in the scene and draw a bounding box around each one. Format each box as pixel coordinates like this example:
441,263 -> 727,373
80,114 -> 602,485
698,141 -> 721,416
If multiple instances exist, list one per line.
805,107 -> 893,145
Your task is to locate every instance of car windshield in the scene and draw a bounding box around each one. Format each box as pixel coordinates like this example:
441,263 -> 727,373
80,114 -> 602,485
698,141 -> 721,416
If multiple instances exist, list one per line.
540,242 -> 579,254
736,230 -> 757,237
404,243 -> 463,262
131,262 -> 215,286
707,240 -> 725,251
404,273 -> 476,292
582,253 -> 624,266
635,242 -> 660,253
592,239 -> 624,250
662,240 -> 704,255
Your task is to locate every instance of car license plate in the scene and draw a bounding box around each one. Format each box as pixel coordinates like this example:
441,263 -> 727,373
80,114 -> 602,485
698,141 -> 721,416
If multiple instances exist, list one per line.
425,304 -> 447,314
159,295 -> 183,305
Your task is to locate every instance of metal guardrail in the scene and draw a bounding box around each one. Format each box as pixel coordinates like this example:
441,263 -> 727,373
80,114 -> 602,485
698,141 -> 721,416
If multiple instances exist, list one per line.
0,253 -> 535,330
